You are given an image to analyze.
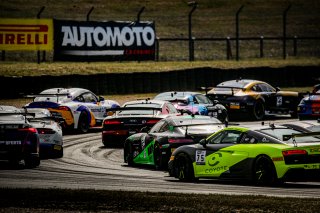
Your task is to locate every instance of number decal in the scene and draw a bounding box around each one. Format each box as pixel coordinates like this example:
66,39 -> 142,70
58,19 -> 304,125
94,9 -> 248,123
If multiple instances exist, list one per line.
196,150 -> 206,165
276,96 -> 283,106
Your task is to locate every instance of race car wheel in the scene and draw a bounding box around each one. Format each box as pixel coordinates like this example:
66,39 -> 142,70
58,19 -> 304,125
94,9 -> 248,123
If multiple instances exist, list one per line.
25,155 -> 40,168
253,155 -> 277,186
175,153 -> 195,182
124,143 -> 134,166
78,111 -> 89,133
251,100 -> 265,120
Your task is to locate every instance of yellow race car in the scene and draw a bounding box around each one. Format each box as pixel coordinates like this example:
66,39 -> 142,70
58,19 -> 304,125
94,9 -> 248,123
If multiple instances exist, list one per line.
206,79 -> 300,120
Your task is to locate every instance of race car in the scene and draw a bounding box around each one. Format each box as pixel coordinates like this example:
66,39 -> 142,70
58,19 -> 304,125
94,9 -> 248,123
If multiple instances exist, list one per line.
0,105 -> 40,168
154,91 -> 228,122
168,124 -> 320,185
25,88 -> 120,133
22,108 -> 63,158
102,99 -> 179,147
124,115 -> 224,169
297,85 -> 320,120
206,79 -> 300,120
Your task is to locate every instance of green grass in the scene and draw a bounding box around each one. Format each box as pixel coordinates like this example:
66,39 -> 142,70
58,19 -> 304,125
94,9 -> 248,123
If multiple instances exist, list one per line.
0,58 -> 319,77
0,188 -> 319,213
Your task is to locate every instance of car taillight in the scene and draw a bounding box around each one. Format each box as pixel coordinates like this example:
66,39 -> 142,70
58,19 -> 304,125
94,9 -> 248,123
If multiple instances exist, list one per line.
37,128 -> 55,134
18,127 -> 38,133
282,150 -> 307,156
168,138 -> 194,143
104,120 -> 121,125
146,119 -> 159,124
58,106 -> 70,111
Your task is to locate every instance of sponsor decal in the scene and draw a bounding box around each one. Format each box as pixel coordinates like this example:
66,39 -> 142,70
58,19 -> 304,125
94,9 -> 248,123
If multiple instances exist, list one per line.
54,20 -> 155,61
0,18 -> 53,50
208,152 -> 222,167
205,166 -> 228,174
0,141 -> 21,145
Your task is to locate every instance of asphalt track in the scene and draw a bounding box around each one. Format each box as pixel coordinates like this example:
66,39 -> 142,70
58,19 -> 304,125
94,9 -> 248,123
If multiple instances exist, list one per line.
1,118 -> 320,198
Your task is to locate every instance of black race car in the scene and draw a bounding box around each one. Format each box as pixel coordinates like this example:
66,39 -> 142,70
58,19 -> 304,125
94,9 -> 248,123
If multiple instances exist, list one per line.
0,105 -> 40,168
102,99 -> 179,147
123,115 -> 224,169
206,79 -> 301,120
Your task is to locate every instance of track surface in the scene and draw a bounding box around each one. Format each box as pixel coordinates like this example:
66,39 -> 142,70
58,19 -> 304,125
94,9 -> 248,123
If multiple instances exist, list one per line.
1,118 -> 320,198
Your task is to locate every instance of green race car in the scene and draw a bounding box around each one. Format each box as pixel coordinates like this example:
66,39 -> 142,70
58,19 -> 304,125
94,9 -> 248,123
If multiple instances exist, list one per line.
168,124 -> 320,185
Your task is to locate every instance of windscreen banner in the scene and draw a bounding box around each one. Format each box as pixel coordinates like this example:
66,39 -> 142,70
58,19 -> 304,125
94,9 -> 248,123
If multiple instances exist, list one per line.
0,18 -> 53,51
54,19 -> 156,61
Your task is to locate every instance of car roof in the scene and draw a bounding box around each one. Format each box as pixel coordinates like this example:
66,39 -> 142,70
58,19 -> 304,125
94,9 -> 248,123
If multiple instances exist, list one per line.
154,91 -> 201,100
40,88 -> 92,97
217,79 -> 266,88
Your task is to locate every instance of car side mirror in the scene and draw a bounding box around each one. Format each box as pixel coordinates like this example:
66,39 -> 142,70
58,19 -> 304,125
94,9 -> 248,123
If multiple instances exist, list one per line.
276,87 -> 280,92
99,96 -> 105,102
199,138 -> 207,148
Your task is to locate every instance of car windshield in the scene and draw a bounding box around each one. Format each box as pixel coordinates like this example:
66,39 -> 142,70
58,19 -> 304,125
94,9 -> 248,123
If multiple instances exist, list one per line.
258,128 -> 320,144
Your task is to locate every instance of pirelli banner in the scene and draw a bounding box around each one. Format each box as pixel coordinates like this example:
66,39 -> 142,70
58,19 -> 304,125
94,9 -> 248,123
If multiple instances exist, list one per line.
0,18 -> 53,51
54,19 -> 156,61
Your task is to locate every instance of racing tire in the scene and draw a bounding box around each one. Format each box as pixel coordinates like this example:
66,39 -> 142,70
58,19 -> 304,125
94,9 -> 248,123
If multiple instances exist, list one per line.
55,148 -> 64,158
153,142 -> 162,170
25,155 -> 40,169
251,100 -> 265,120
78,111 -> 89,134
174,153 -> 195,182
253,155 -> 277,186
124,143 -> 134,166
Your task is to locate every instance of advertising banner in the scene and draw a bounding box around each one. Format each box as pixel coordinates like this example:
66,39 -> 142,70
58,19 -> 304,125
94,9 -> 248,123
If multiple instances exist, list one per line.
0,18 -> 53,51
54,19 -> 156,61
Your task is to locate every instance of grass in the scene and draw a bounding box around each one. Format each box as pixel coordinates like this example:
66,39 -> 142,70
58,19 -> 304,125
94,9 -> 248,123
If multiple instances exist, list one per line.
0,58 -> 320,77
0,188 -> 320,212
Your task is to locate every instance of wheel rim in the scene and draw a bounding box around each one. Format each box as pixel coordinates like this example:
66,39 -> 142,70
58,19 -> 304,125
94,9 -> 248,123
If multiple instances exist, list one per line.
79,112 -> 89,133
254,157 -> 275,185
177,158 -> 186,180
254,102 -> 265,120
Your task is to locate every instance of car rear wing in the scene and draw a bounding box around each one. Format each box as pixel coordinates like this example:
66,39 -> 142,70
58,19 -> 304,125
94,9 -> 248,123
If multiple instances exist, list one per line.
201,86 -> 244,95
283,131 -> 320,147
25,93 -> 70,102
0,111 -> 36,123
106,107 -> 162,116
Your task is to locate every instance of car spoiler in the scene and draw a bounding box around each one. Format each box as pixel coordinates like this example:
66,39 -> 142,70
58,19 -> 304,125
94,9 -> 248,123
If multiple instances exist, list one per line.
0,111 -> 36,123
201,86 -> 244,95
282,131 -> 320,147
25,93 -> 70,102
106,107 -> 162,115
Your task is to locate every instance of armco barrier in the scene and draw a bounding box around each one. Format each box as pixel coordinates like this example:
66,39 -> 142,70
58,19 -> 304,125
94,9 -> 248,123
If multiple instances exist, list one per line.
0,66 -> 319,99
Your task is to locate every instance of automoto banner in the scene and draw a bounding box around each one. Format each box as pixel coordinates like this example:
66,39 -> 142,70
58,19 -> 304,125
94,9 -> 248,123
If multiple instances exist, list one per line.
0,18 -> 53,51
54,19 -> 156,61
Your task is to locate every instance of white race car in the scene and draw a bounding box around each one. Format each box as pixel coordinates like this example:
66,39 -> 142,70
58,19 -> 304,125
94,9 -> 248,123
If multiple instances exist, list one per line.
22,108 -> 63,158
25,88 -> 120,133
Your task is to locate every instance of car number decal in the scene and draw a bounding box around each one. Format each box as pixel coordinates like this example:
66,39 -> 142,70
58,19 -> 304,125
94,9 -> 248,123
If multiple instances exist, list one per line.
277,96 -> 283,106
196,150 -> 206,165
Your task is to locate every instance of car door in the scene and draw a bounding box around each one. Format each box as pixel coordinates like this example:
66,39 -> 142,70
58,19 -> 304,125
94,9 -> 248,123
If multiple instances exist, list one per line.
134,120 -> 169,164
194,130 -> 244,178
259,83 -> 281,110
